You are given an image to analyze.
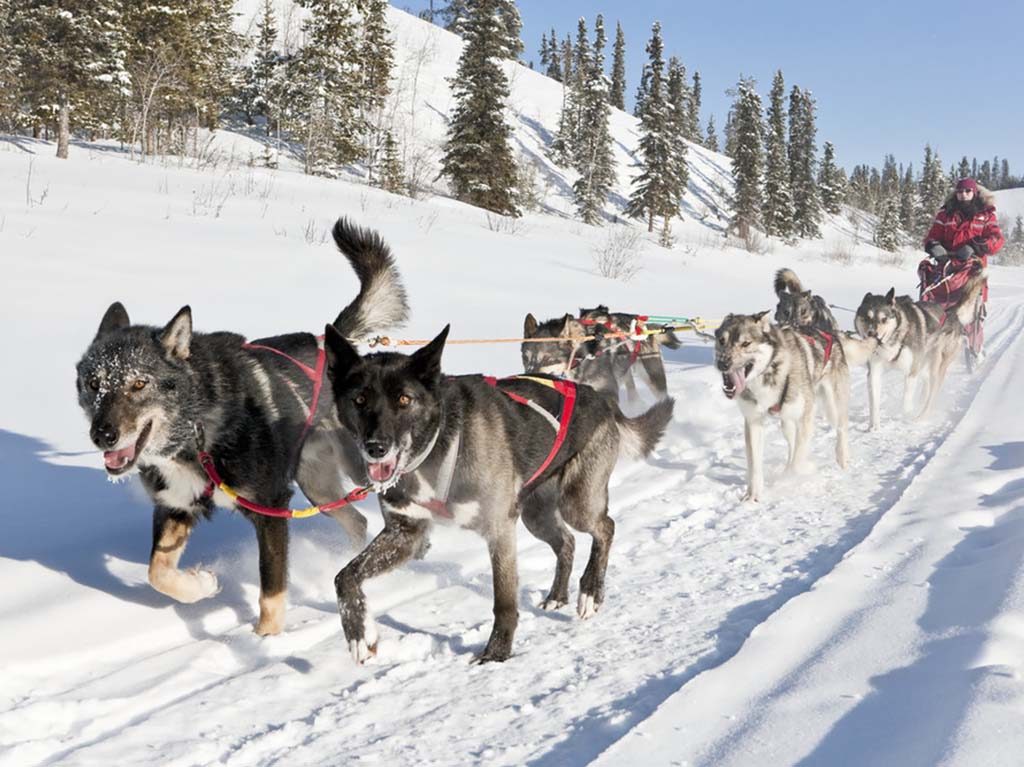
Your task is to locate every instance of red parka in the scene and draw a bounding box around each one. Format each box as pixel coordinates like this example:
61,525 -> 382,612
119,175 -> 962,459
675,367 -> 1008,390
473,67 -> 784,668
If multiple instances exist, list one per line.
923,189 -> 1005,266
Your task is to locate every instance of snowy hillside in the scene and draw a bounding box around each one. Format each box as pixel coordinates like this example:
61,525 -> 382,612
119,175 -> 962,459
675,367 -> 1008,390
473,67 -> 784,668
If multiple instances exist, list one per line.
2,6 -> 1024,767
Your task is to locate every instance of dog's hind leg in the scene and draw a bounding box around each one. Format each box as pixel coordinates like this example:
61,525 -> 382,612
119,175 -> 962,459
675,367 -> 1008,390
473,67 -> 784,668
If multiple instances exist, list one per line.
297,434 -> 368,549
249,510 -> 290,635
559,443 -> 616,619
476,521 -> 521,664
149,507 -> 219,604
335,510 -> 429,664
521,485 -> 574,610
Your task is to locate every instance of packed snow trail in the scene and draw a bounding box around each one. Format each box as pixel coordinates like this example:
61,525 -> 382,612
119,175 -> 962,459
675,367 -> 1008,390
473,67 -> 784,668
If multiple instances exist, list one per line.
593,291 -> 1024,767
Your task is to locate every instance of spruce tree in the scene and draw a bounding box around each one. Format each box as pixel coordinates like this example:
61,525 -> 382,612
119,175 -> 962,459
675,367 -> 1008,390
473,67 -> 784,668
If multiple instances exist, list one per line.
688,71 -> 702,143
817,141 -> 845,215
723,107 -> 737,159
762,70 -> 793,238
539,31 -> 549,72
868,167 -> 881,213
495,0 -> 523,60
626,22 -> 684,241
290,0 -> 362,176
899,163 -> 917,232
440,0 -> 519,216
245,0 -> 280,132
545,27 -> 561,80
664,56 -> 689,196
704,114 -> 719,153
12,0 -> 130,158
788,86 -> 822,238
919,144 -> 948,229
958,156 -> 971,179
979,160 -> 992,188
359,0 -> 395,183
729,76 -> 764,238
1000,159 -> 1010,189
609,21 -> 626,110
550,22 -> 586,166
0,0 -> 17,130
881,154 -> 899,198
378,130 -> 405,194
571,15 -> 616,224
633,66 -> 649,119
874,192 -> 901,252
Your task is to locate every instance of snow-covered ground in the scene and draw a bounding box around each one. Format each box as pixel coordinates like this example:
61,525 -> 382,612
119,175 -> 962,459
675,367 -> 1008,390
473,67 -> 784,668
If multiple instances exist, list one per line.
2,7 -> 1024,766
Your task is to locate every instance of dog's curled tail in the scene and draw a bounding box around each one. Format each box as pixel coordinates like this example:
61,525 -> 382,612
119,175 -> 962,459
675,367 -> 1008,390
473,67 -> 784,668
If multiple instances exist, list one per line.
616,398 -> 674,459
774,267 -> 803,298
331,218 -> 410,339
952,267 -> 988,326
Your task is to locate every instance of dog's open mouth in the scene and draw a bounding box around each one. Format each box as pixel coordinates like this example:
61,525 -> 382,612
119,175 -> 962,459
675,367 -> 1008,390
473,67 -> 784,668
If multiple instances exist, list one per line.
721,363 -> 754,399
103,421 -> 152,475
367,455 -> 398,484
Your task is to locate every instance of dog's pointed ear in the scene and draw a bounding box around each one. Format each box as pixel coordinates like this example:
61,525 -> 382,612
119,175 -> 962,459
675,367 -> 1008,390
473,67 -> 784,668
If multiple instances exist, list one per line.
885,287 -> 896,305
862,292 -> 871,306
754,310 -> 771,332
524,313 -> 538,337
324,324 -> 361,380
802,290 -> 812,298
409,325 -> 449,384
95,301 -> 130,340
558,313 -> 574,337
159,306 -> 192,360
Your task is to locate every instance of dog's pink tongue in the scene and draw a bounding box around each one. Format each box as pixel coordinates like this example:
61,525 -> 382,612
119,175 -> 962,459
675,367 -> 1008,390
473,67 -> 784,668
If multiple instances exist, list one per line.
729,368 -> 747,395
103,445 -> 135,470
368,457 -> 397,483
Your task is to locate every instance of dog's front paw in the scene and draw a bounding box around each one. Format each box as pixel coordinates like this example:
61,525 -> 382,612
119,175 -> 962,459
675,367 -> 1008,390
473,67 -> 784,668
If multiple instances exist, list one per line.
345,614 -> 379,664
176,566 -> 220,603
540,597 -> 567,611
577,592 -> 603,620
741,489 -> 761,503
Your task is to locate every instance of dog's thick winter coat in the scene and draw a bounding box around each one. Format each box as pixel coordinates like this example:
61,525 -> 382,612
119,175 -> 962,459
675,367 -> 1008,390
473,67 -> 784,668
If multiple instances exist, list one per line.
75,219 -> 408,634
324,325 -> 674,663
715,311 -> 850,502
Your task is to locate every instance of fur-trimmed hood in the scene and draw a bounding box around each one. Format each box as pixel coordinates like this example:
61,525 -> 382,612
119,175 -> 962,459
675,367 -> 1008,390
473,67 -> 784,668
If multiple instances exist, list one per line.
942,185 -> 996,215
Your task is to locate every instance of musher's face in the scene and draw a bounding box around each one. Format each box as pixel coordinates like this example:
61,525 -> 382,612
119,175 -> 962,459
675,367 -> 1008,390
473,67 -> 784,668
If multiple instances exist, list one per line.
956,188 -> 975,201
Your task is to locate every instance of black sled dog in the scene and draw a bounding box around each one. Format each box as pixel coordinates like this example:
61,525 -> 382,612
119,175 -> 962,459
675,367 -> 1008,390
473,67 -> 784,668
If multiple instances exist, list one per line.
323,325 -> 674,663
75,219 -> 408,635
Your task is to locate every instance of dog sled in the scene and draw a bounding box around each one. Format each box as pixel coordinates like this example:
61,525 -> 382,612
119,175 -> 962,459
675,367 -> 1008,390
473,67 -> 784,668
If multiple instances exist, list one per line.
917,255 -> 987,372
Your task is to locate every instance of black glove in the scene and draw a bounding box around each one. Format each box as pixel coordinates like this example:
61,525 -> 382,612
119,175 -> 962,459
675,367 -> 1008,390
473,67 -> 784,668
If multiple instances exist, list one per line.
970,236 -> 989,255
954,244 -> 974,261
926,242 -> 948,259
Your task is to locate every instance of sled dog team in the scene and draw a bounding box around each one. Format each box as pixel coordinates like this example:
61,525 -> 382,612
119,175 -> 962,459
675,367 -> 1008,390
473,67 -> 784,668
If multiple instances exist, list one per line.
75,220 -> 985,663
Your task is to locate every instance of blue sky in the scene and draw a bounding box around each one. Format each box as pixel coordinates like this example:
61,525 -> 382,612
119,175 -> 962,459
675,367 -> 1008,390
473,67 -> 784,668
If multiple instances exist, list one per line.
397,0 -> 1024,175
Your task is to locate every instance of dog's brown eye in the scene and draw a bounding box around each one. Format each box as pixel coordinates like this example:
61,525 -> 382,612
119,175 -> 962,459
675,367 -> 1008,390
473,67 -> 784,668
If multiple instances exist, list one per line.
742,341 -> 751,348
398,394 -> 412,408
354,394 -> 366,407
89,378 -> 100,391
132,379 -> 147,391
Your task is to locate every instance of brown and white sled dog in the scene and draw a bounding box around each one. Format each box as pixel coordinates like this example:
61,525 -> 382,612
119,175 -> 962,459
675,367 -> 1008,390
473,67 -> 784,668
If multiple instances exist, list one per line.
853,269 -> 986,429
715,311 -> 850,502
324,325 -> 674,663
75,220 -> 408,635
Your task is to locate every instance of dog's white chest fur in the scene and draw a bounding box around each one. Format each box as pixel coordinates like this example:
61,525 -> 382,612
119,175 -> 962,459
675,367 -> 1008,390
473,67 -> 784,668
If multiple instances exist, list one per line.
389,475 -> 480,526
145,456 -> 234,512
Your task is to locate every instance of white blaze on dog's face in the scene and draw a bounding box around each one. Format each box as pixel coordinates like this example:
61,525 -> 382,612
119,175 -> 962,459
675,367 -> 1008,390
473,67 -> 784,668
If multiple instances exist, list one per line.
714,312 -> 775,400
854,289 -> 899,343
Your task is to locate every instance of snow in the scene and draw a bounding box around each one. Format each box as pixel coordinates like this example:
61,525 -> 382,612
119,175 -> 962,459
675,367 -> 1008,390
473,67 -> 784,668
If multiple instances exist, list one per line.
2,6 -> 1024,766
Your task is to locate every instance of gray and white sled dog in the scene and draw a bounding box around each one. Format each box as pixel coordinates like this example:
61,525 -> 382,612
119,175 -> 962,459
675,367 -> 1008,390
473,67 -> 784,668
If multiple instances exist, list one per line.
75,219 -> 408,635
521,306 -> 680,400
773,267 -> 877,370
324,324 -> 674,663
854,269 -> 987,429
715,311 -> 850,502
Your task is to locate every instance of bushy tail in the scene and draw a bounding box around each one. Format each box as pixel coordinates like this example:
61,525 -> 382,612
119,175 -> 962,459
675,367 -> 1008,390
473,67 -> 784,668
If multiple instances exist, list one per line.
951,268 -> 988,326
331,218 -> 409,339
774,267 -> 803,298
616,398 -> 674,459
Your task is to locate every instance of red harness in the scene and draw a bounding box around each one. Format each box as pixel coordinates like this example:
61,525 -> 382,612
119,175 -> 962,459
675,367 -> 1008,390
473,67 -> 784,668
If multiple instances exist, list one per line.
767,330 -> 835,416
578,316 -> 648,369
195,336 -> 368,518
482,375 -> 578,490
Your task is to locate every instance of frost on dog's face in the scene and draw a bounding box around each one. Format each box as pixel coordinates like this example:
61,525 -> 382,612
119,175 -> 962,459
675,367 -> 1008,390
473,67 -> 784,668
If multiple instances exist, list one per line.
76,303 -> 195,476
854,289 -> 898,343
714,312 -> 772,400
